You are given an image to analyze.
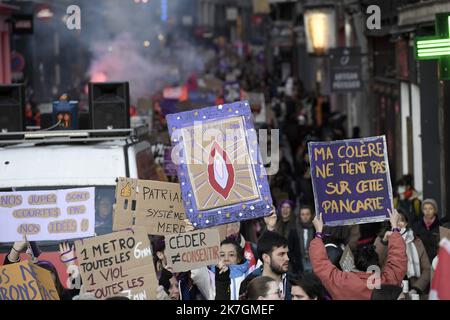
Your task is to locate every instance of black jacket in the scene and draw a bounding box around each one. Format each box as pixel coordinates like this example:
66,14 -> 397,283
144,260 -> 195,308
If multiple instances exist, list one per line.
287,222 -> 315,275
413,216 -> 441,262
215,268 -> 231,300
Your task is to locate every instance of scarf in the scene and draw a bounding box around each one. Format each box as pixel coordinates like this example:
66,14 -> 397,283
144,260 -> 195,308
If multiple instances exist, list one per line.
424,216 -> 436,231
402,229 -> 421,278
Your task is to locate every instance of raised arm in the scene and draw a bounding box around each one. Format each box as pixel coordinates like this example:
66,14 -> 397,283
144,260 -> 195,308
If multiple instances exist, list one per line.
381,209 -> 407,284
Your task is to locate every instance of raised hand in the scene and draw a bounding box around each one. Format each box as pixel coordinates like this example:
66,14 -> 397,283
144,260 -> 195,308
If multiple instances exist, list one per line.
59,241 -> 77,265
383,230 -> 393,242
184,219 -> 195,232
8,236 -> 27,262
312,212 -> 324,233
388,208 -> 400,229
264,205 -> 277,231
217,259 -> 229,275
12,238 -> 27,253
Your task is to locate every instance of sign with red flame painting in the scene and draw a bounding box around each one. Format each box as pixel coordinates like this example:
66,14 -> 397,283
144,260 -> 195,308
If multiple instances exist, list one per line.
208,141 -> 235,199
166,101 -> 273,229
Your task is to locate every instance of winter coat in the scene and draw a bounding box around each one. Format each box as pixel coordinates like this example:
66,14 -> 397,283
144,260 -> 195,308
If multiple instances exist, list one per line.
288,221 -> 314,275
413,216 -> 441,262
212,260 -> 250,300
310,232 -> 407,300
274,218 -> 296,240
374,234 -> 431,294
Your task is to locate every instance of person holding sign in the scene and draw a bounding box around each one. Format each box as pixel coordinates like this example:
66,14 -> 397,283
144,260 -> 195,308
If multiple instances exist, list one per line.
212,238 -> 252,300
3,240 -> 28,265
310,210 -> 407,300
374,209 -> 431,299
2,240 -> 79,300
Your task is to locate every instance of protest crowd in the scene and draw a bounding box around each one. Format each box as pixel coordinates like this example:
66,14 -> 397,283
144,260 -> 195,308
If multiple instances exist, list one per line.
1,37 -> 450,302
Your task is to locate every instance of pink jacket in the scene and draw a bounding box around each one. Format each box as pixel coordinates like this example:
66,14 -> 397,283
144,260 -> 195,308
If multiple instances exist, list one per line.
310,232 -> 407,300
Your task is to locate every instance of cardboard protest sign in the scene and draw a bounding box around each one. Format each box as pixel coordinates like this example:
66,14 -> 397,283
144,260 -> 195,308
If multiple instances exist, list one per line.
0,261 -> 60,300
135,179 -> 187,235
113,178 -> 187,235
112,178 -> 138,231
440,226 -> 450,241
74,227 -> 157,300
308,136 -> 393,226
165,228 -> 220,273
166,101 -> 273,229
0,187 -> 95,242
339,245 -> 355,272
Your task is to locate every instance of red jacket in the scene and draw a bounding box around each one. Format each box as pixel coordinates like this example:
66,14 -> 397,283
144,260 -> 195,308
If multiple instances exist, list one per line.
310,232 -> 407,300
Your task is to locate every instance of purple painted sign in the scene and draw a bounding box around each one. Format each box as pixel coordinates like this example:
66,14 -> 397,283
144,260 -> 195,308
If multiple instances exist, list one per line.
308,136 -> 393,226
165,100 -> 273,229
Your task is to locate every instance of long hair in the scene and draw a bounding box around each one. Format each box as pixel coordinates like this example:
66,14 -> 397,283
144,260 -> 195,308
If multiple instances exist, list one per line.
246,276 -> 275,300
275,200 -> 296,238
290,273 -> 327,300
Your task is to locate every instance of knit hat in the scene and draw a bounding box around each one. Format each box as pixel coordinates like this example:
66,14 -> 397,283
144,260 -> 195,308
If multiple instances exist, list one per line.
422,198 -> 438,213
277,199 -> 295,214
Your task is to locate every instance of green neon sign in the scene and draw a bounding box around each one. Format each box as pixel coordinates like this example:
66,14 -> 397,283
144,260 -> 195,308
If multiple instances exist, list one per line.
415,13 -> 450,80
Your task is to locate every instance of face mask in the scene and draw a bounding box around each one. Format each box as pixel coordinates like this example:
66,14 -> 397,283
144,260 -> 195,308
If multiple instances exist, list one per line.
400,228 -> 407,234
398,186 -> 406,194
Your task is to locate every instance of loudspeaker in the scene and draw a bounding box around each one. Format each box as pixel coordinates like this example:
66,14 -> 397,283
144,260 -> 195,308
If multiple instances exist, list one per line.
89,82 -> 130,129
0,84 -> 25,132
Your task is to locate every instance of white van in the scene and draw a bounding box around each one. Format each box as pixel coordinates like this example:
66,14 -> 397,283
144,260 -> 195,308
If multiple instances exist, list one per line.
0,128 -> 159,278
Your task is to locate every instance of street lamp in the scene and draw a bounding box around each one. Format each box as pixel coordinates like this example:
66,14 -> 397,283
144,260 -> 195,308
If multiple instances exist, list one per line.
304,7 -> 336,56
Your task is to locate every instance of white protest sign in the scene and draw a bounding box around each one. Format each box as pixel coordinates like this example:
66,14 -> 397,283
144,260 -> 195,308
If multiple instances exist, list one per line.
0,187 -> 95,242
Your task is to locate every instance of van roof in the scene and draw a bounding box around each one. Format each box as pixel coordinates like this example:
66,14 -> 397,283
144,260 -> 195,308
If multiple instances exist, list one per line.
0,141 -> 127,188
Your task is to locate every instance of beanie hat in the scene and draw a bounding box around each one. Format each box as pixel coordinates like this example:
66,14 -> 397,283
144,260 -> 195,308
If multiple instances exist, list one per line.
422,198 -> 438,213
278,199 -> 295,214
